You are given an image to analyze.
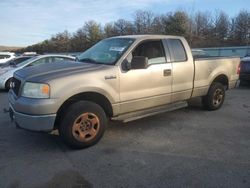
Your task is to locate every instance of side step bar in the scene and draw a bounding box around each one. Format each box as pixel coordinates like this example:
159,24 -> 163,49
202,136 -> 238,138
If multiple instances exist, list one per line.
112,101 -> 188,122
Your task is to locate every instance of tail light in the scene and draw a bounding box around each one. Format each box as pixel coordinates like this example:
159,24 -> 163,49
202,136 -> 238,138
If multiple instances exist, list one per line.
237,63 -> 241,75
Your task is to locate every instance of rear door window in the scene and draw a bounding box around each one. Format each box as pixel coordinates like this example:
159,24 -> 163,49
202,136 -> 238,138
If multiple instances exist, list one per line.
167,39 -> 187,62
14,57 -> 31,65
29,57 -> 50,66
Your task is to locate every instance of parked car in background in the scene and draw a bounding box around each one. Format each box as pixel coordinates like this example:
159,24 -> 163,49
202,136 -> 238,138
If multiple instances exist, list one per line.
239,56 -> 250,83
0,52 -> 15,64
22,52 -> 37,56
244,53 -> 250,57
0,56 -> 34,68
0,54 -> 75,90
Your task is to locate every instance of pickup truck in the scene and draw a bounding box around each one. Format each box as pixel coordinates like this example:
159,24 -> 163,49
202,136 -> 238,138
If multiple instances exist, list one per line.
8,35 -> 240,149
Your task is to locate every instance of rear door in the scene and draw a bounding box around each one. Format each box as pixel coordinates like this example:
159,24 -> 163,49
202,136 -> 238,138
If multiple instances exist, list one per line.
164,39 -> 194,102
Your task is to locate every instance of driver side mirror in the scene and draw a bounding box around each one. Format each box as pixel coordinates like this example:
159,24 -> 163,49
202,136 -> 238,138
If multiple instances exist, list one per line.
130,56 -> 148,69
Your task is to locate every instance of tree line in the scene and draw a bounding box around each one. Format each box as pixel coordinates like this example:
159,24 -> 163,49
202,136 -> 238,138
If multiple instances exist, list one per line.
19,9 -> 250,53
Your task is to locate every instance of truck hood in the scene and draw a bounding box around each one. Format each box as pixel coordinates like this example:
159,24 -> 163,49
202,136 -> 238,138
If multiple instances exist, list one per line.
14,61 -> 109,82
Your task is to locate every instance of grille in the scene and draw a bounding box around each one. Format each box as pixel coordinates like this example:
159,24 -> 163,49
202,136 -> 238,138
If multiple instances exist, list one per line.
11,77 -> 21,96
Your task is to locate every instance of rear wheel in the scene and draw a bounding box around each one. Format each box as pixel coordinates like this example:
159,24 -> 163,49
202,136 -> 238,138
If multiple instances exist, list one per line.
202,82 -> 225,111
59,101 -> 107,149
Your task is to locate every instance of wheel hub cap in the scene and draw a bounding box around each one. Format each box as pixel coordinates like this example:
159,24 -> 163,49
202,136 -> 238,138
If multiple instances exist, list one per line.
213,89 -> 223,107
72,112 -> 100,142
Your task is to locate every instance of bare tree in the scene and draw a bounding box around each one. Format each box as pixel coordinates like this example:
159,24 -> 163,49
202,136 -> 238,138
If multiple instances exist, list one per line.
164,11 -> 189,36
134,10 -> 154,34
192,11 -> 214,47
213,11 -> 230,46
71,28 -> 88,52
231,10 -> 250,45
103,23 -> 117,38
19,9 -> 250,53
114,19 -> 135,35
83,20 -> 103,47
151,15 -> 166,34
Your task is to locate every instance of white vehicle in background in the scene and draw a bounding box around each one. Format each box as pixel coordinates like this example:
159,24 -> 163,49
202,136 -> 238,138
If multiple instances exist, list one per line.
22,52 -> 37,56
0,56 -> 34,68
0,52 -> 16,64
0,54 -> 75,90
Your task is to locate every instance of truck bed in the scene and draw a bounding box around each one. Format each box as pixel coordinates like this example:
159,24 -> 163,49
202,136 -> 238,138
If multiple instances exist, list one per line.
192,56 -> 240,97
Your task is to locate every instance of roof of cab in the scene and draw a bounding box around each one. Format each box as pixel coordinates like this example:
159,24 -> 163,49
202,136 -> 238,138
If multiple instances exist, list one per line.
110,35 -> 184,40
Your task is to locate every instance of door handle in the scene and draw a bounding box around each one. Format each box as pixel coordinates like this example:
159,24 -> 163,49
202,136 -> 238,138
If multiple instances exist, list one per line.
163,69 -> 171,76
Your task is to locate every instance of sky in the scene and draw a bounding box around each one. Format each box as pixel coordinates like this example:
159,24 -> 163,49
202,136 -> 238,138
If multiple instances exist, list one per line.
0,0 -> 248,46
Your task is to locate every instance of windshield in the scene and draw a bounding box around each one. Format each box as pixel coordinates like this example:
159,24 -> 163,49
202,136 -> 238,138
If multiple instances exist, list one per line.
78,38 -> 135,65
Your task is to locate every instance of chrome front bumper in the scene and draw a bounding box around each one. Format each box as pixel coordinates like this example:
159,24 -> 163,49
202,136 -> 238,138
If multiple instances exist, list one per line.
9,104 -> 56,132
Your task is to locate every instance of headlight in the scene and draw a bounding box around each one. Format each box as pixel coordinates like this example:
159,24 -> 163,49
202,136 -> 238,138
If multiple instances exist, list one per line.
21,82 -> 50,98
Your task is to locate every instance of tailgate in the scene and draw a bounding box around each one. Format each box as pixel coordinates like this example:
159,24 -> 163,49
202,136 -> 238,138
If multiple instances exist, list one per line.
194,57 -> 240,90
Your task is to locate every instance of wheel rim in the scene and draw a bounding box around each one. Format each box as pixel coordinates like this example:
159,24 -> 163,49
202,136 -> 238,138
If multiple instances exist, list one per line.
72,112 -> 100,142
213,88 -> 224,107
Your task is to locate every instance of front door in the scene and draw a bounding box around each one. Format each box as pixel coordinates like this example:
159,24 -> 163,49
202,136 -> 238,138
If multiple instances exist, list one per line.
119,40 -> 172,114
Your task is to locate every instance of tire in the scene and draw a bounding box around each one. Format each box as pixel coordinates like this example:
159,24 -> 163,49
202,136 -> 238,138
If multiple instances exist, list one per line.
4,78 -> 14,91
202,82 -> 225,111
59,101 -> 107,149
5,78 -> 13,91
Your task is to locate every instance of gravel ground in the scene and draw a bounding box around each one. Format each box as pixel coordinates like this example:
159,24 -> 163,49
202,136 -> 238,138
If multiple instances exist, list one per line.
0,85 -> 250,188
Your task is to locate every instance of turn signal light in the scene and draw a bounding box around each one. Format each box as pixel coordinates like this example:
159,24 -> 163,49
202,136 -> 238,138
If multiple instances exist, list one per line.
42,84 -> 50,95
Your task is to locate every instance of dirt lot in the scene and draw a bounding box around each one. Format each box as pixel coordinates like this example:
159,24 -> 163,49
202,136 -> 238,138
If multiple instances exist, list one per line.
0,86 -> 250,188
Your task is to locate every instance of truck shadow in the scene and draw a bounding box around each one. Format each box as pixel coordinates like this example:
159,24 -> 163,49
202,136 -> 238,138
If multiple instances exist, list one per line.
0,89 -> 7,93
108,98 -> 204,131
239,81 -> 250,89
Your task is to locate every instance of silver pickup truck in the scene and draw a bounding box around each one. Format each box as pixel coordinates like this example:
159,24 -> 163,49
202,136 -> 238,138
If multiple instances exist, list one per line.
8,35 -> 240,149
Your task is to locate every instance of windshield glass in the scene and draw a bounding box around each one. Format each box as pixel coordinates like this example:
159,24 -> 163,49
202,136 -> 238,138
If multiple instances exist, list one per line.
78,38 -> 135,65
17,56 -> 38,67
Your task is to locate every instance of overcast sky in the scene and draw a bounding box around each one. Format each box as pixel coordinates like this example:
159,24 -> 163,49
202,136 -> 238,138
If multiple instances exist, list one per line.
0,0 -> 248,46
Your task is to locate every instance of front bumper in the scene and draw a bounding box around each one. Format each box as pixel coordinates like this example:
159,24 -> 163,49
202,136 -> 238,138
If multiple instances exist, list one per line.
9,104 -> 56,132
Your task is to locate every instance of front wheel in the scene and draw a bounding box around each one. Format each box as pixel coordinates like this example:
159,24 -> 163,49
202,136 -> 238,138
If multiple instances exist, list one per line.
59,101 -> 107,149
202,82 -> 225,111
5,78 -> 13,91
